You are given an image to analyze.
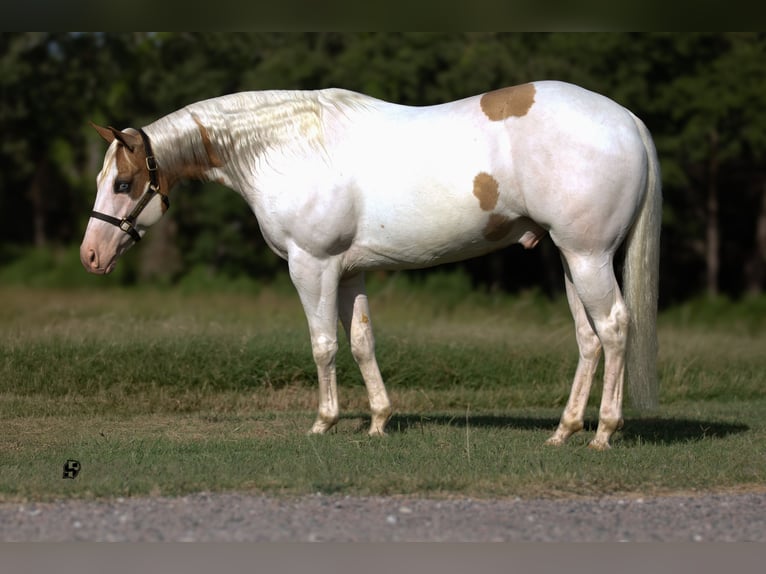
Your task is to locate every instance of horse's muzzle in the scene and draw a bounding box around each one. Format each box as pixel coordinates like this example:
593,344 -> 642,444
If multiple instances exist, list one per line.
80,244 -> 114,275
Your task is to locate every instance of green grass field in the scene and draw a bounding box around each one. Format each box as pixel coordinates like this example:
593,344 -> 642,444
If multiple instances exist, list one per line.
1,282 -> 765,501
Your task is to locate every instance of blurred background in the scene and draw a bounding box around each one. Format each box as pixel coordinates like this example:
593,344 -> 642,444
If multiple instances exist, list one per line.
1,32 -> 764,305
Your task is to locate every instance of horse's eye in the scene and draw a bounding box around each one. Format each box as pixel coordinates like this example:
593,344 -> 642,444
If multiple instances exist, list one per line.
114,180 -> 131,194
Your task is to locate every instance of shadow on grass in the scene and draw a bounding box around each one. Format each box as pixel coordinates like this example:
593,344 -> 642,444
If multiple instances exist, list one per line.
372,413 -> 749,445
618,418 -> 750,445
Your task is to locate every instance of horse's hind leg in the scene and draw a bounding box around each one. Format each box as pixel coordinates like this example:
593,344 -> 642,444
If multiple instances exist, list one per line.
546,261 -> 603,446
338,273 -> 392,436
557,251 -> 629,450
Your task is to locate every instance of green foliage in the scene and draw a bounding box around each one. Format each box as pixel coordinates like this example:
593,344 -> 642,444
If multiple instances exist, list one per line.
1,33 -> 765,300
0,245 -> 135,288
660,293 -> 766,333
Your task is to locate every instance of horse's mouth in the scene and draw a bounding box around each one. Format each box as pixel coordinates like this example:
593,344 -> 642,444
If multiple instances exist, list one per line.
94,258 -> 118,275
83,261 -> 116,275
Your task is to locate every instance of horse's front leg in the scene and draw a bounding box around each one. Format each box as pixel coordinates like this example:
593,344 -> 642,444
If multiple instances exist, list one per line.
288,249 -> 343,434
338,273 -> 392,436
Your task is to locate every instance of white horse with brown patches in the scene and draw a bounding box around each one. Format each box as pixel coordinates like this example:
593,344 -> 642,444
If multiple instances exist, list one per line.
81,81 -> 661,450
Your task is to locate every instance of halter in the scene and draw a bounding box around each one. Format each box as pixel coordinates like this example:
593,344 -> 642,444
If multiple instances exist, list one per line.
89,129 -> 170,243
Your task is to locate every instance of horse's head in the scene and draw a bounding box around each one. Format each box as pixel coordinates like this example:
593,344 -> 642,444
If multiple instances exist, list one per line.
80,124 -> 170,274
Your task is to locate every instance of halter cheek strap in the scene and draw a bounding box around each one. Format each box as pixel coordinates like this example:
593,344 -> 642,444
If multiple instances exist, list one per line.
90,128 -> 170,243
89,210 -> 144,243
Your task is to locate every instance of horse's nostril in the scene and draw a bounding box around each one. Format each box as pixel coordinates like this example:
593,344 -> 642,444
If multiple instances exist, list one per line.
88,250 -> 96,264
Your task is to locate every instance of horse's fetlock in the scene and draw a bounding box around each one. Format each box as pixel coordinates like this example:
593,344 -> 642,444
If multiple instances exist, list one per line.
599,414 -> 622,431
560,417 -> 584,434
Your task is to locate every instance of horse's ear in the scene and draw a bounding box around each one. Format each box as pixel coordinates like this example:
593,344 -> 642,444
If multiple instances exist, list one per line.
91,122 -> 116,145
90,122 -> 138,152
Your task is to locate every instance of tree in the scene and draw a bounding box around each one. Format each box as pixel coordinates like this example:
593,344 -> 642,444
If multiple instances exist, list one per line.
652,33 -> 766,297
2,33 -> 764,301
0,33 -> 126,246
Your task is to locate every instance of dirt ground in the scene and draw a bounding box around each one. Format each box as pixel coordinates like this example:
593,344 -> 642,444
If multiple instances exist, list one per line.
2,489 -> 765,542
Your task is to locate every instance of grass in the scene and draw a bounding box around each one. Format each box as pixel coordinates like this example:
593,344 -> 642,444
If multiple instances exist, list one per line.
1,283 -> 765,501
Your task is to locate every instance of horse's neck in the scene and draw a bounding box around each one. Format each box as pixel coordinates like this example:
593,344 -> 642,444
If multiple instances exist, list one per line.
145,91 -> 328,190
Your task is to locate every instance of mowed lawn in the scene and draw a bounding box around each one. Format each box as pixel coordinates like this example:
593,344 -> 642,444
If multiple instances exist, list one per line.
1,283 -> 764,501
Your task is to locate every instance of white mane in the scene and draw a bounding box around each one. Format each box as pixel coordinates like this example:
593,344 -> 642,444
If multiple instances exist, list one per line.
143,88 -> 374,184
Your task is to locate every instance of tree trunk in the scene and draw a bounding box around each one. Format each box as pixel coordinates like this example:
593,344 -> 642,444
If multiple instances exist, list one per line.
745,181 -> 766,295
138,215 -> 182,282
705,130 -> 720,297
29,158 -> 49,248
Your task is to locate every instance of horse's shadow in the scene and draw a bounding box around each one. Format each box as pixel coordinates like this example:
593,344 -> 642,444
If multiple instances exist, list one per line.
370,412 -> 749,446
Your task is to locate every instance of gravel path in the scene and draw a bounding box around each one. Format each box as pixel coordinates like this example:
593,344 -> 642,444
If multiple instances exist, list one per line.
2,490 -> 765,542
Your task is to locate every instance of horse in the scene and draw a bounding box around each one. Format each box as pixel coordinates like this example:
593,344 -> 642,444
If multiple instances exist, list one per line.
80,80 -> 661,450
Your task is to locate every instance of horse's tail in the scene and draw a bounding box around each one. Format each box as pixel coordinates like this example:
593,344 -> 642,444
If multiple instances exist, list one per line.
623,112 -> 662,411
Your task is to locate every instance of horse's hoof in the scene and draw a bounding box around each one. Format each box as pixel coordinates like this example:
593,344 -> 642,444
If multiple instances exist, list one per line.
544,436 -> 566,447
308,418 -> 337,435
367,411 -> 392,437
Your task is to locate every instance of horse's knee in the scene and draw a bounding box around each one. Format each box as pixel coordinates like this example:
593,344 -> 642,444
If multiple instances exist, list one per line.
311,335 -> 338,368
351,341 -> 375,366
350,323 -> 376,364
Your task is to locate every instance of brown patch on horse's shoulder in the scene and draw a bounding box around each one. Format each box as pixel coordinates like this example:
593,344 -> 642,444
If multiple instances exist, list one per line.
191,113 -> 225,168
483,213 -> 514,241
480,83 -> 536,121
473,172 -> 499,211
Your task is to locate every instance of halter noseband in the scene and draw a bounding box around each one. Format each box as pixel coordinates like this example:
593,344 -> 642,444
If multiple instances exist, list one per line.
90,128 -> 170,243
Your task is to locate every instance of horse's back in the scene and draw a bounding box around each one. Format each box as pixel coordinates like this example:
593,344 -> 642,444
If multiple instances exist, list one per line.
255,82 -> 649,270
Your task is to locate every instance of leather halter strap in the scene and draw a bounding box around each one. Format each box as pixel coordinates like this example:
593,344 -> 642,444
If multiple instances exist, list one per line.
89,128 -> 170,243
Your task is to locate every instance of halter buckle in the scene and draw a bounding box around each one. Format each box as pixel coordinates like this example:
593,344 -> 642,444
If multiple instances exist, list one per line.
119,219 -> 135,234
146,155 -> 158,172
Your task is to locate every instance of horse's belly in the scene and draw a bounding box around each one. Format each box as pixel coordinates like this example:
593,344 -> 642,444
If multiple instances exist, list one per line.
342,213 -> 545,272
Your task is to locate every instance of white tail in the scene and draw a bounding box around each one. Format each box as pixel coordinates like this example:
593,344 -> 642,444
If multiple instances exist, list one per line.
623,112 -> 662,410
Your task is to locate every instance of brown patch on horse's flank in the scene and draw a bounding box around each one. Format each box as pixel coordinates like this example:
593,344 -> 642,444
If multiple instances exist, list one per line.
191,113 -> 224,168
361,314 -> 369,324
480,84 -> 536,121
483,213 -> 514,241
473,172 -> 499,211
